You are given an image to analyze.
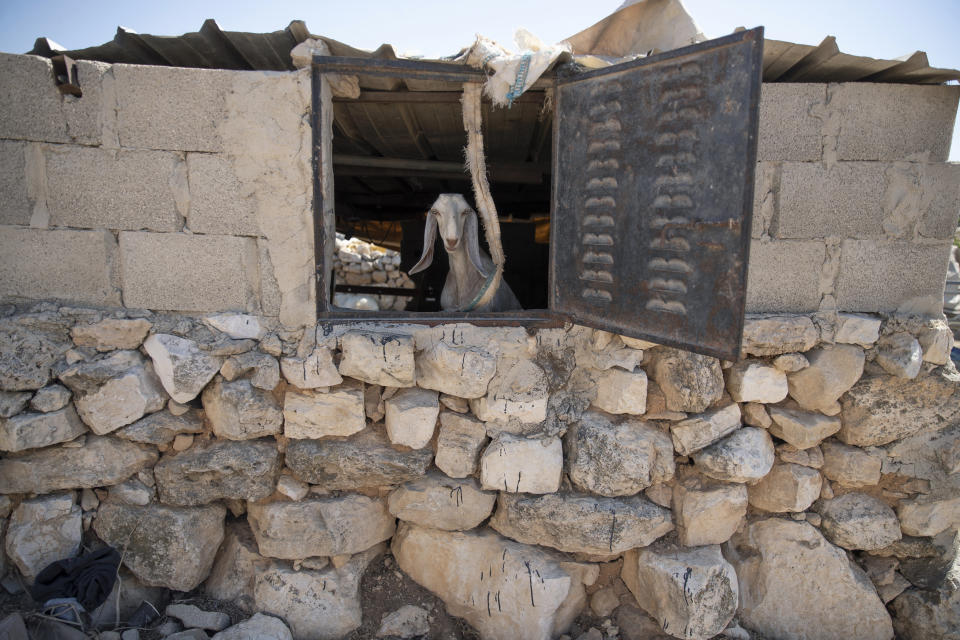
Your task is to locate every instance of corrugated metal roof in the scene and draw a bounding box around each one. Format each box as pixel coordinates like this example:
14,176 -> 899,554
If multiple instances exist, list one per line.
25,19 -> 960,84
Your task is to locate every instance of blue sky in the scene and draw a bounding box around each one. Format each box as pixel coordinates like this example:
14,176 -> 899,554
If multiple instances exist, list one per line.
1,0 -> 958,158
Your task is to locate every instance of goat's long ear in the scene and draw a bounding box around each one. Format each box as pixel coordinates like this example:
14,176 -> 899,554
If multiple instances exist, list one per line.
464,207 -> 489,277
408,211 -> 437,274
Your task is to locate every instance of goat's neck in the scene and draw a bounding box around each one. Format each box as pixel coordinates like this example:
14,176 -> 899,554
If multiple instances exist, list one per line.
446,246 -> 484,307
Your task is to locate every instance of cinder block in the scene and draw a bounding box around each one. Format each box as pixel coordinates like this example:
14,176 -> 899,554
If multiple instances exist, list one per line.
918,163 -> 960,240
831,83 -> 960,162
746,240 -> 825,313
45,146 -> 183,231
114,64 -> 233,151
758,84 -> 825,162
187,153 -> 259,235
0,54 -> 103,145
0,141 -> 30,225
776,162 -> 885,239
835,240 -> 952,314
119,231 -> 260,312
0,227 -> 120,305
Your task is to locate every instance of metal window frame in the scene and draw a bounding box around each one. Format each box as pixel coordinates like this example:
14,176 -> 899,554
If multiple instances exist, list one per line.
310,55 -> 566,329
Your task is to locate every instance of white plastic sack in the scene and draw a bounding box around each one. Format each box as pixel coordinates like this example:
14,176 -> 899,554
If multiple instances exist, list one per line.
464,29 -> 570,107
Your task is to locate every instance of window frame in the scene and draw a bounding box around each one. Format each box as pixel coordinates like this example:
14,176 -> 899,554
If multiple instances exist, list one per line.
311,28 -> 764,359
310,55 -> 565,329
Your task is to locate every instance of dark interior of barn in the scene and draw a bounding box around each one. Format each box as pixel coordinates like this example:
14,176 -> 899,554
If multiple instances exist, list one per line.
330,80 -> 553,311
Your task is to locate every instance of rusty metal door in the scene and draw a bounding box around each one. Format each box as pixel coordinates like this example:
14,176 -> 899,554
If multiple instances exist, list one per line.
550,28 -> 763,360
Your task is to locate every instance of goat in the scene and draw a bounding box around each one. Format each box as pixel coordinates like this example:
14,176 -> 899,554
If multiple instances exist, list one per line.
409,194 -> 521,312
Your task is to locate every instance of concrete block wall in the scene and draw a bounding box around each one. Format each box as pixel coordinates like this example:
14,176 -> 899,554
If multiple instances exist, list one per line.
748,82 -> 960,315
1,52 -> 958,322
0,53 -> 315,327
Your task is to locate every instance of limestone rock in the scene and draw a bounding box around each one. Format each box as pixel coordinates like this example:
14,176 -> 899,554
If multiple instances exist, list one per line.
205,314 -> 266,340
820,440 -> 882,487
0,435 -> 157,494
439,393 -> 469,413
917,319 -> 954,365
29,384 -> 71,412
725,362 -> 788,403
93,502 -> 225,591
6,493 -> 81,580
416,341 -> 497,398
566,411 -> 674,497
154,439 -> 280,506
890,587 -> 960,640
777,443 -> 824,468
376,605 -> 430,639
220,351 -> 279,390
0,405 -> 86,452
0,314 -> 72,390
651,348 -> 724,413
741,402 -> 771,428
202,376 -> 282,440
388,473 -> 495,531
109,478 -> 154,505
470,358 -> 549,425
276,475 -> 309,501
212,614 -> 293,640
279,347 -> 342,389
773,353 -> 808,373
491,491 -> 673,555
838,369 -> 959,446
385,387 -> 439,449
59,350 -> 166,434
143,334 -> 223,403
392,523 -> 598,640
435,411 -> 488,478
205,521 -> 275,612
338,331 -> 415,386
817,493 -> 901,551
0,390 -> 31,418
644,380 -> 688,420
480,433 -> 562,494
741,315 -> 818,357
672,475 -> 748,546
835,313 -> 882,347
70,318 -> 151,351
285,428 -> 432,489
253,550 -> 377,640
592,368 -> 647,415
691,427 -> 774,483
897,494 -> 960,537
769,405 -> 841,449
725,518 -> 893,640
670,404 -> 742,456
747,462 -> 821,513
166,604 -> 230,632
114,409 -> 204,446
876,332 -> 923,379
248,495 -> 395,559
786,345 -> 864,414
284,382 -> 365,439
621,543 -> 738,640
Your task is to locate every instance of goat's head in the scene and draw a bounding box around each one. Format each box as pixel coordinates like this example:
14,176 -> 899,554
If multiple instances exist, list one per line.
409,194 -> 487,276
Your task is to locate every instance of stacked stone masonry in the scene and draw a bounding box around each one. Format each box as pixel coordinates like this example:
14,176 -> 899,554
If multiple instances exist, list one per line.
0,303 -> 956,639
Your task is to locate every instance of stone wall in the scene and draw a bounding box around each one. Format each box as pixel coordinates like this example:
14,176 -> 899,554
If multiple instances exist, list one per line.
1,53 -> 958,324
0,301 -> 957,639
0,54 -> 316,328
1,51 -> 959,640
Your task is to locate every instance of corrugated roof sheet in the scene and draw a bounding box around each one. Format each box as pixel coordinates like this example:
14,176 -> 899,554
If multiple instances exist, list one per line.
25,19 -> 960,84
